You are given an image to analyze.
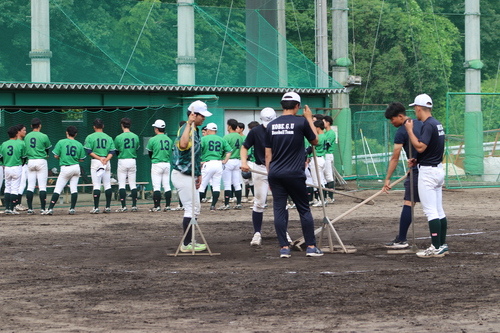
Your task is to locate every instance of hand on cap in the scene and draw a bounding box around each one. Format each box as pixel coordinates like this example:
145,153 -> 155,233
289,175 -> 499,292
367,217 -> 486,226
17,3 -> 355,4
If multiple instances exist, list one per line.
303,105 -> 312,120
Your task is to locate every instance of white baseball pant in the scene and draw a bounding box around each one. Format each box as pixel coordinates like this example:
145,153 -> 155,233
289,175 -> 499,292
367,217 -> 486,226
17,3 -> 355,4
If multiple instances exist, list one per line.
418,164 -> 446,221
117,158 -> 137,190
53,164 -> 80,194
27,159 -> 48,192
90,159 -> 111,190
171,169 -> 200,219
251,164 -> 268,213
18,164 -> 28,194
309,156 -> 326,187
199,160 -> 223,193
151,162 -> 171,192
324,153 -> 335,183
222,158 -> 242,191
4,165 -> 23,195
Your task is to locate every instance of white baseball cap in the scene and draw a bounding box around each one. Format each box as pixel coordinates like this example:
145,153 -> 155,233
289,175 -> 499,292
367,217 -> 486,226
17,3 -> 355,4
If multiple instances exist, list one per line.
409,94 -> 433,108
96,166 -> 105,178
281,91 -> 301,103
188,100 -> 213,117
152,119 -> 166,128
260,107 -> 277,127
206,122 -> 217,131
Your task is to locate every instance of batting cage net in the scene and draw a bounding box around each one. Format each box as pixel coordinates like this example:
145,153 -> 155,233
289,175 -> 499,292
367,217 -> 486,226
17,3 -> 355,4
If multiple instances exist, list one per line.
0,105 -> 191,196
0,0 -> 342,89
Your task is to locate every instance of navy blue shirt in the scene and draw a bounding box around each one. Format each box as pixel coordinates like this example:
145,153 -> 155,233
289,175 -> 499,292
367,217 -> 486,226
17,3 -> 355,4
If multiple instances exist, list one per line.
417,117 -> 445,166
242,124 -> 266,165
265,115 -> 316,177
394,118 -> 423,160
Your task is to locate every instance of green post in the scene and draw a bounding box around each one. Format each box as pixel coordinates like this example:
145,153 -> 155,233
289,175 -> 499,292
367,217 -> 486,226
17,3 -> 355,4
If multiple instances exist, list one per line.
464,111 -> 484,175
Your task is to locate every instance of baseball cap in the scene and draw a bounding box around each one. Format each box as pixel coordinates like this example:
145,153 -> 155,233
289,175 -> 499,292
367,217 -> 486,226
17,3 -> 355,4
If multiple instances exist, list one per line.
206,122 -> 217,131
96,166 -> 105,178
152,119 -> 166,128
188,100 -> 213,117
409,94 -> 433,108
281,91 -> 301,103
260,107 -> 276,127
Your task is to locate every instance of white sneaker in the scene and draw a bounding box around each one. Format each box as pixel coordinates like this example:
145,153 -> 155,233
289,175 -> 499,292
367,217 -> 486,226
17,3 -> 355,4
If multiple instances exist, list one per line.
11,209 -> 20,215
115,207 -> 128,212
149,206 -> 161,212
171,206 -> 184,211
325,197 -> 335,204
416,245 -> 445,258
241,198 -> 248,203
131,206 -> 138,212
89,208 -> 100,214
217,205 -> 231,211
201,198 -> 208,203
207,198 -> 212,203
250,232 -> 262,246
68,209 -> 76,215
229,197 -> 236,203
15,204 -> 27,211
312,200 -> 325,207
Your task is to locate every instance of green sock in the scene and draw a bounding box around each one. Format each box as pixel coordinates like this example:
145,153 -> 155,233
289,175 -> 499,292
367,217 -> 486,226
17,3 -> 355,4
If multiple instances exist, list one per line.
105,189 -> 112,207
4,193 -> 11,210
71,193 -> 78,210
224,190 -> 231,205
26,190 -> 34,209
440,217 -> 448,245
428,218 -> 442,249
39,191 -> 47,210
153,190 -> 161,208
93,189 -> 101,208
212,191 -> 220,207
164,191 -> 172,207
235,190 -> 242,205
48,193 -> 60,210
131,188 -> 138,207
119,188 -> 127,207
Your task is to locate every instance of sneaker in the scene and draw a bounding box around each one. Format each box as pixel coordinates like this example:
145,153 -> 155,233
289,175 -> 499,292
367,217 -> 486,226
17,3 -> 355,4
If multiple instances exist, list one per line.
68,209 -> 75,215
234,204 -> 242,210
180,242 -> 207,253
280,247 -> 291,258
40,209 -> 48,215
217,205 -> 231,211
131,206 -> 138,212
11,209 -> 20,215
438,244 -> 449,255
163,206 -> 171,212
312,200 -> 325,207
171,206 -> 184,211
149,206 -> 161,212
286,232 -> 293,245
241,197 -> 248,203
201,198 -> 208,203
207,198 -> 212,203
15,204 -> 27,211
416,245 -> 445,258
89,208 -> 100,214
326,197 -> 335,204
250,232 -> 262,246
115,207 -> 128,213
286,203 -> 296,209
306,246 -> 324,257
4,209 -> 12,215
46,209 -> 53,216
104,207 -> 111,213
384,236 -> 409,249
229,197 -> 236,203
27,209 -> 35,215
210,206 -> 215,212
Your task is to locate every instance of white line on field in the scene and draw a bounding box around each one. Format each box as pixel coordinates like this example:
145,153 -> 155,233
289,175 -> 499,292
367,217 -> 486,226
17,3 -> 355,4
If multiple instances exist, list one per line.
416,231 -> 485,240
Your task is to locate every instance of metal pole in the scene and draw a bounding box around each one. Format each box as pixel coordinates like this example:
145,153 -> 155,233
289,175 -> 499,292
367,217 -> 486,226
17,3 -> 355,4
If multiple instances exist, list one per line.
177,0 -> 196,85
30,0 -> 52,82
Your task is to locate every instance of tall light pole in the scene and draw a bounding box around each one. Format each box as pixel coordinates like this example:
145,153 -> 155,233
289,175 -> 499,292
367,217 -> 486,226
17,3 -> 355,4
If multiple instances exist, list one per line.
177,0 -> 196,85
30,0 -> 51,83
464,0 -> 483,175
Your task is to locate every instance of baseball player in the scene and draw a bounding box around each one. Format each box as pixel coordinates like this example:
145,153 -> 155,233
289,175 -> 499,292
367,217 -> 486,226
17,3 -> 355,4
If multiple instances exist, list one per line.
43,126 -> 86,215
323,115 -> 336,203
171,100 -> 211,252
405,94 -> 448,258
146,119 -> 174,212
383,102 -> 423,249
14,124 -> 28,211
199,122 -> 232,211
114,117 -> 140,212
84,118 -> 116,214
308,120 -> 329,207
265,92 -> 323,258
24,118 -> 52,215
0,126 -> 26,214
221,119 -> 244,210
242,121 -> 259,203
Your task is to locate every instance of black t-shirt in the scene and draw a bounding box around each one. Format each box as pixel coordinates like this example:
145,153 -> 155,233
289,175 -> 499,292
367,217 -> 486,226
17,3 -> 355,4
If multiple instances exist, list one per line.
417,117 -> 445,166
265,115 -> 316,177
243,124 -> 266,165
394,118 -> 423,159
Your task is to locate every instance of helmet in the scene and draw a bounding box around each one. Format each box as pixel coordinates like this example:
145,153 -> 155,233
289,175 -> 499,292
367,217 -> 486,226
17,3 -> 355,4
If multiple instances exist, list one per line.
241,171 -> 252,180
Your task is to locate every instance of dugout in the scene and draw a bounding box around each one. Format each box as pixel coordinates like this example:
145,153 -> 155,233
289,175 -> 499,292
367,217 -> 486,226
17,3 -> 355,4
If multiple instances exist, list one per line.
0,83 -> 345,192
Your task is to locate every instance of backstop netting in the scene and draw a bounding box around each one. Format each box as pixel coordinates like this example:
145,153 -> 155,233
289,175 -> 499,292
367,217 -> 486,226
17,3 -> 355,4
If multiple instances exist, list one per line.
0,0 -> 342,90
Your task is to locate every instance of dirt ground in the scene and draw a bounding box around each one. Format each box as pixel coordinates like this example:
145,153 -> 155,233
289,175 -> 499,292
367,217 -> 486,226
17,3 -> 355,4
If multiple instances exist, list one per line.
1,186 -> 500,332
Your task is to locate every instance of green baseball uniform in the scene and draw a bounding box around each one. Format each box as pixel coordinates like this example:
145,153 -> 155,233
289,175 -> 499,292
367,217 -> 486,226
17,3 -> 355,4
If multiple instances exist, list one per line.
201,134 -> 232,162
25,131 -> 51,159
223,132 -> 243,159
0,139 -> 26,167
84,132 -> 116,157
53,138 -> 86,166
146,133 -> 173,163
114,131 -> 140,159
324,129 -> 336,154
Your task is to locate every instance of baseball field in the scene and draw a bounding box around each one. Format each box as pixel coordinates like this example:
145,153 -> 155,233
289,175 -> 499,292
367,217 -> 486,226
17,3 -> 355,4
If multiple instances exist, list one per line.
1,186 -> 499,332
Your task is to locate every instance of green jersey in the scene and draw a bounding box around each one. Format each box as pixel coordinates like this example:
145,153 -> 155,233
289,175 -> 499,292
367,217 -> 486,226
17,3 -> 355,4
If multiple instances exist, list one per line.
53,138 -> 86,166
172,123 -> 201,176
0,139 -> 26,167
146,133 -> 173,164
114,131 -> 140,159
24,131 -> 51,159
201,134 -> 232,162
307,133 -> 327,157
223,132 -> 243,159
324,129 -> 336,154
84,132 -> 116,157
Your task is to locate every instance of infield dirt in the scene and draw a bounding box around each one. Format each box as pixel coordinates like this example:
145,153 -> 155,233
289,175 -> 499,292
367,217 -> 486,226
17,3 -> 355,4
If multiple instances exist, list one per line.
1,186 -> 499,332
